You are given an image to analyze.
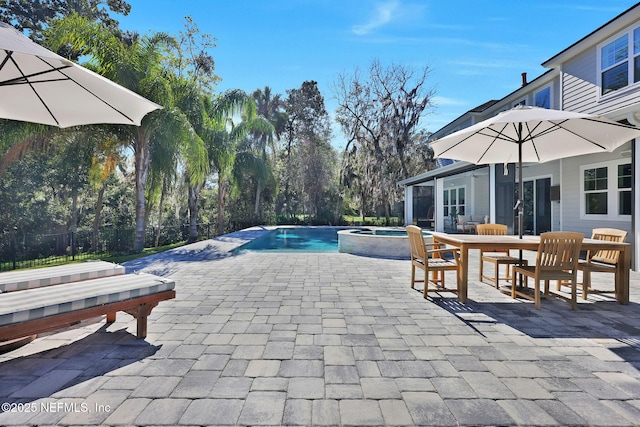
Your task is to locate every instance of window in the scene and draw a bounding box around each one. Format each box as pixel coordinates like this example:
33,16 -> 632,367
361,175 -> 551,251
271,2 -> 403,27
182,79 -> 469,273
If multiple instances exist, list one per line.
618,163 -> 632,215
599,27 -> 640,95
443,187 -> 465,217
534,86 -> 551,108
581,160 -> 631,218
584,167 -> 608,214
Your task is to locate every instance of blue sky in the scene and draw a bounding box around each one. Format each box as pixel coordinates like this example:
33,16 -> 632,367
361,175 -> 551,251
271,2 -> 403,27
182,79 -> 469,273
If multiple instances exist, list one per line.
120,1 -> 637,149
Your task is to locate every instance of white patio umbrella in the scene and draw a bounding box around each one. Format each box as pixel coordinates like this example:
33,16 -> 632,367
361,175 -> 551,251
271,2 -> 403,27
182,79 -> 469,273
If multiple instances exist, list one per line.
430,105 -> 640,238
0,22 -> 161,127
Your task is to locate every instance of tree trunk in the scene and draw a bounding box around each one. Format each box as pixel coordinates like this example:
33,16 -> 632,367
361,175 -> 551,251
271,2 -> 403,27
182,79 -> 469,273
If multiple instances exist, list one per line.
154,190 -> 166,247
92,182 -> 106,252
217,175 -> 227,236
254,180 -> 261,220
188,183 -> 199,242
334,192 -> 342,224
70,187 -> 79,256
385,202 -> 391,225
134,130 -> 151,252
70,187 -> 79,234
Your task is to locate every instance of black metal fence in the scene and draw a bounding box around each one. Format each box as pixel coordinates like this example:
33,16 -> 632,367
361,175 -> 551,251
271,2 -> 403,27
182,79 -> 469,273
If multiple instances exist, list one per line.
0,223 -> 215,272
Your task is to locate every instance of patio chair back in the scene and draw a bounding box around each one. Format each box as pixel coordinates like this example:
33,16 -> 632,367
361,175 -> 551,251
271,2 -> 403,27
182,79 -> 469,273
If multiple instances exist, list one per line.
536,231 -> 584,273
476,223 -> 508,236
512,231 -> 584,310
406,225 -> 460,298
407,225 -> 427,261
588,228 -> 627,264
476,224 -> 509,252
476,223 -> 524,288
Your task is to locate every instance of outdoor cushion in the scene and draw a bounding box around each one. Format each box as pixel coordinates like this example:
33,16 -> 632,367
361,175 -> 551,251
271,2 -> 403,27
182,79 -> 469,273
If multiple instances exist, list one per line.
457,215 -> 471,223
0,261 -> 125,293
0,273 -> 174,327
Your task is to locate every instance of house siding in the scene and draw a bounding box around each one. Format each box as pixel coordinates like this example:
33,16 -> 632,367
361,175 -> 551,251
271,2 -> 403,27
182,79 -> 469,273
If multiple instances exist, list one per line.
471,172 -> 490,216
562,48 -> 598,113
560,144 -> 633,238
562,17 -> 640,116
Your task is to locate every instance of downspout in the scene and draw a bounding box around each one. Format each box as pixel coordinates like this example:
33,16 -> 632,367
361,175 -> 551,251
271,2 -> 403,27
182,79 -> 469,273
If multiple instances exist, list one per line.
626,112 -> 640,271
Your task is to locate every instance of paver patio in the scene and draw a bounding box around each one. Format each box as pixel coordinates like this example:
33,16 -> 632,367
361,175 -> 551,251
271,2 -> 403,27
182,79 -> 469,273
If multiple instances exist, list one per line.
1,227 -> 639,426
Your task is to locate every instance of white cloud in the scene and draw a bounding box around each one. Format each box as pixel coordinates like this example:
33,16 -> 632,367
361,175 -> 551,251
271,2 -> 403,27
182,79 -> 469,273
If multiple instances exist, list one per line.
431,96 -> 467,107
352,0 -> 400,36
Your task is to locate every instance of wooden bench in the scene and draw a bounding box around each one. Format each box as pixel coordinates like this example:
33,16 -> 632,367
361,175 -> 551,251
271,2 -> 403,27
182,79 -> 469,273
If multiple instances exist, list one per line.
0,263 -> 175,341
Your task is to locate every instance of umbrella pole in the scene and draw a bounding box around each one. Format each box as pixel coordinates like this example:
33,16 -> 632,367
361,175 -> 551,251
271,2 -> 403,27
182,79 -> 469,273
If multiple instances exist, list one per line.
517,124 -> 524,288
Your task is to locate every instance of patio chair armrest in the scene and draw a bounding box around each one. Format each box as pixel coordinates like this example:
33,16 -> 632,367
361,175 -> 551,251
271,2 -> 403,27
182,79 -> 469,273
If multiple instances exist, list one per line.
426,247 -> 460,261
424,242 -> 445,249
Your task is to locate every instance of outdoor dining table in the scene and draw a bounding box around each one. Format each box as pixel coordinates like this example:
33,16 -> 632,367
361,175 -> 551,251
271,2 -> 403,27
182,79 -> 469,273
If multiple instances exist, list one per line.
431,232 -> 631,305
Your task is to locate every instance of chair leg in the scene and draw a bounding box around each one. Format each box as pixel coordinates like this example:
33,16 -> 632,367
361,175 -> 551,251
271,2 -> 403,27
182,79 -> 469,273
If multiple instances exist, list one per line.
410,265 -> 415,289
571,280 -> 577,310
423,268 -> 429,299
494,263 -> 500,289
534,280 -> 541,309
479,258 -> 484,282
431,270 -> 439,283
511,277 -> 517,299
582,270 -> 590,300
543,280 -> 550,296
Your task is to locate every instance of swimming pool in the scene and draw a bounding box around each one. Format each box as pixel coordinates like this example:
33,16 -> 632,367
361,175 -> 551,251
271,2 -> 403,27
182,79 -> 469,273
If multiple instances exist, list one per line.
234,226 -> 431,259
234,227 -> 341,252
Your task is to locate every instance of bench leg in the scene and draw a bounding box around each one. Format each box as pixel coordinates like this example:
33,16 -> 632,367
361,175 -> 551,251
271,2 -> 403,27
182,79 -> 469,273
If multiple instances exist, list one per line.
106,312 -> 116,323
126,302 -> 159,339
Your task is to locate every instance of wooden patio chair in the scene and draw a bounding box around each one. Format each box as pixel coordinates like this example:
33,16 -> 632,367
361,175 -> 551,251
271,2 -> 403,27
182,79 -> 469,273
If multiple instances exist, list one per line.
558,228 -> 627,300
476,223 -> 527,288
406,225 -> 460,298
511,231 -> 584,310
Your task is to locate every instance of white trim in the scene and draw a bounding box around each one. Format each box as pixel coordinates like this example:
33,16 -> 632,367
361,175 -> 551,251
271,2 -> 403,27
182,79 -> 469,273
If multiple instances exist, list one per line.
404,186 -> 413,225
534,85 -> 552,109
435,178 -> 444,231
489,164 -> 496,222
596,25 -> 640,100
443,185 -> 467,218
579,158 -> 632,220
516,173 -> 554,234
559,160 -> 564,231
634,139 -> 639,271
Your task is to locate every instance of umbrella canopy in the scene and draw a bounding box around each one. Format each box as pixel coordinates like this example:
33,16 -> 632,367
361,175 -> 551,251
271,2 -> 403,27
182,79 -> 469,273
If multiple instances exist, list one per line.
0,22 -> 161,128
430,105 -> 640,237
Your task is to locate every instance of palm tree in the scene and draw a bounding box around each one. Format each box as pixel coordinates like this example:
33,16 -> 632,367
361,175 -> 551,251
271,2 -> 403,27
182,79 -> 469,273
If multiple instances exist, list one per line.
253,86 -> 287,140
45,15 -> 206,251
203,90 -> 247,236
234,99 -> 275,220
168,77 -> 209,242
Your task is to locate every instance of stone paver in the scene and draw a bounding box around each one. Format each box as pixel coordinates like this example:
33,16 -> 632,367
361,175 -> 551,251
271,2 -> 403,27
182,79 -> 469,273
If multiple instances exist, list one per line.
1,227 -> 640,426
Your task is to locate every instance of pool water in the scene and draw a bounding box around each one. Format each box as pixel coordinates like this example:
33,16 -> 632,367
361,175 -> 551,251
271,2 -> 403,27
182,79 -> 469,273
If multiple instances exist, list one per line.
235,227 -> 341,252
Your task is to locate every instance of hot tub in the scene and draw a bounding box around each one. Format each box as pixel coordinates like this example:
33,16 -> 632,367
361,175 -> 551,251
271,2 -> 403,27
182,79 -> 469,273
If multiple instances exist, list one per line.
337,228 -> 432,259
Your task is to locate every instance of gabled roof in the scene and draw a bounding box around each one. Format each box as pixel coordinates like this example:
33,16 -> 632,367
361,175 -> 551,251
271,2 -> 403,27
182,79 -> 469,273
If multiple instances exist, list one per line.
429,68 -> 556,140
397,161 -> 482,186
469,100 -> 499,113
542,2 -> 640,68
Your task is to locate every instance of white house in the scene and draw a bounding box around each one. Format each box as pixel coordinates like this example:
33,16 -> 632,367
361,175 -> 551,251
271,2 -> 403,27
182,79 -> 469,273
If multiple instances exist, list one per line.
400,3 -> 640,270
